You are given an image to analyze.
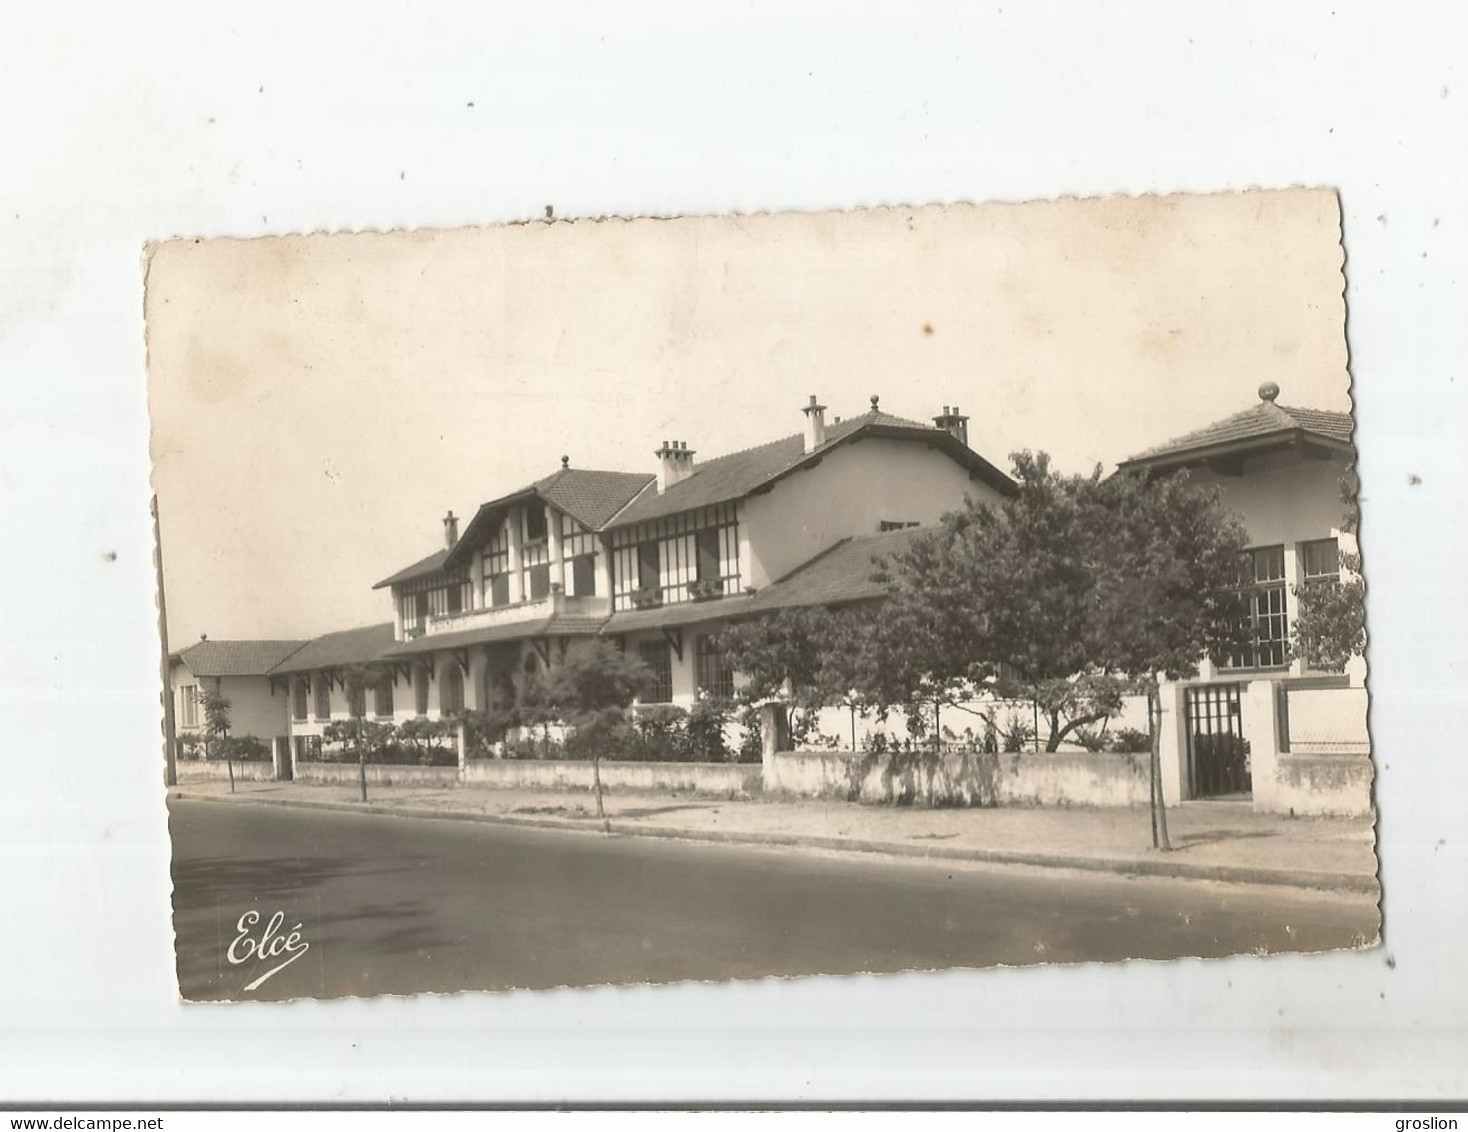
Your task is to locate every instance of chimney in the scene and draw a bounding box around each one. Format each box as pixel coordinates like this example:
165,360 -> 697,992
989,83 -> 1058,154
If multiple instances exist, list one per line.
443,509 -> 459,548
933,404 -> 970,447
801,394 -> 828,453
655,440 -> 697,493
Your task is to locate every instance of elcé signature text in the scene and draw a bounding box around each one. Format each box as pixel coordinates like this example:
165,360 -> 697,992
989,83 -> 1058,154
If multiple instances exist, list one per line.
228,909 -> 311,991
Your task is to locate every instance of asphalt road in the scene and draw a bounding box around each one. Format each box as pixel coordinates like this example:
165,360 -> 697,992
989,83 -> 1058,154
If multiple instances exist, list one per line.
168,799 -> 1380,1001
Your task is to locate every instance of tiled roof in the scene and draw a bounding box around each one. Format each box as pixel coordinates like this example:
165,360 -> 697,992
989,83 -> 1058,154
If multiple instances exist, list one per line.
609,409 -> 1015,527
269,623 -> 399,674
746,526 -> 928,613
373,547 -> 451,590
440,468 -> 656,572
170,639 -> 308,677
382,611 -> 611,658
1120,398 -> 1354,469
602,594 -> 761,635
532,468 -> 656,529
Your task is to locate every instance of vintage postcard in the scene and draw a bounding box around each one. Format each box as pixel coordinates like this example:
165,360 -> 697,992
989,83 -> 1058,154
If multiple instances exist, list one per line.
147,189 -> 1378,1002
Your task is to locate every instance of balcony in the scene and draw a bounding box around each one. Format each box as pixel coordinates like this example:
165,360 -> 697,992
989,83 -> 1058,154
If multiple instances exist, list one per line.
423,590 -> 612,636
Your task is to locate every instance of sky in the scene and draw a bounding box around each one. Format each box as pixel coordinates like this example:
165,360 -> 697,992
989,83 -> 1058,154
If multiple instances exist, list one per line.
146,188 -> 1351,645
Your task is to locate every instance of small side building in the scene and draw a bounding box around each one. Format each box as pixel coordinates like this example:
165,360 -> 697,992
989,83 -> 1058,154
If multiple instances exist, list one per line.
168,637 -> 308,743
1118,382 -> 1369,814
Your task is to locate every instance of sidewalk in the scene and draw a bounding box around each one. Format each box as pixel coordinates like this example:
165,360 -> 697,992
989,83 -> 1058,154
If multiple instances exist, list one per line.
171,777 -> 1380,895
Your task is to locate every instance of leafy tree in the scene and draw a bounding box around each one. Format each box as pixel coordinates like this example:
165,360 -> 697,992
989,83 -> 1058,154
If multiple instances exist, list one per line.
1086,469 -> 1251,850
539,640 -> 655,832
1290,464 -> 1366,672
718,605 -> 870,748
198,687 -> 235,792
869,452 -> 1129,752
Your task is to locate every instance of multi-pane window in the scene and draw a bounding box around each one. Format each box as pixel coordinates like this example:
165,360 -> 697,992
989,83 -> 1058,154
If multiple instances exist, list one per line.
179,684 -> 198,728
610,503 -> 741,610
482,522 -> 511,607
314,676 -> 332,720
571,553 -> 596,597
1298,537 -> 1342,669
521,529 -> 550,602
440,665 -> 464,716
638,640 -> 674,703
292,679 -> 308,722
373,676 -> 394,718
695,634 -> 734,700
414,666 -> 430,715
398,570 -> 472,635
563,516 -> 599,597
1223,545 -> 1289,669
1301,537 -> 1341,583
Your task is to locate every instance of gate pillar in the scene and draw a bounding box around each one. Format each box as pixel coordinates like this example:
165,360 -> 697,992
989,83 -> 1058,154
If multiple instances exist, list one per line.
1241,679 -> 1284,813
1157,681 -> 1188,805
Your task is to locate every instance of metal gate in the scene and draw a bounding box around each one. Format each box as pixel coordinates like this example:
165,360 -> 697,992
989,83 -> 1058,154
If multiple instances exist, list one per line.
1184,684 -> 1251,799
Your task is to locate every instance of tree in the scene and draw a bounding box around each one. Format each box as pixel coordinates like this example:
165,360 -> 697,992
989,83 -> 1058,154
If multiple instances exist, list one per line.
198,687 -> 235,792
869,452 -> 1129,753
718,606 -> 870,750
538,640 -> 655,833
1086,469 -> 1251,850
339,663 -> 385,801
1290,464 -> 1367,672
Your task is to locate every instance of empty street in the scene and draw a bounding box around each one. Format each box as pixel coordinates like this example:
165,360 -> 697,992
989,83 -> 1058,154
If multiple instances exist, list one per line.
169,799 -> 1380,1001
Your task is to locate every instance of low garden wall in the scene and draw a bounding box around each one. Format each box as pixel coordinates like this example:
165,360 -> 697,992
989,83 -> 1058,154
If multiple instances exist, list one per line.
176,761 -> 277,783
293,762 -> 461,788
462,758 -> 763,796
1269,754 -> 1374,817
766,748 -> 1151,807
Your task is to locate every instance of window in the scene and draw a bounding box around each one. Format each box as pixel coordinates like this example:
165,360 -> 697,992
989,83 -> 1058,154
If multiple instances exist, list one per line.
1223,545 -> 1289,669
637,541 -> 661,592
414,666 -> 430,715
696,527 -> 721,582
638,640 -> 674,703
527,562 -> 551,600
610,504 -> 741,609
179,684 -> 198,728
695,634 -> 734,700
440,665 -> 464,716
879,519 -> 920,532
1301,537 -> 1341,583
524,504 -> 548,543
373,676 -> 394,718
571,553 -> 596,596
347,682 -> 367,719
314,676 -> 332,720
483,523 -> 511,607
292,679 -> 308,722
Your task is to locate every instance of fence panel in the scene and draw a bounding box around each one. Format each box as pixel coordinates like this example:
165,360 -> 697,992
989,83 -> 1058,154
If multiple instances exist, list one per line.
1283,685 -> 1370,755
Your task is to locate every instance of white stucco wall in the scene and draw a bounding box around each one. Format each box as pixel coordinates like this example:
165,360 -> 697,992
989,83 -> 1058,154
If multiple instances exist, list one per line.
740,437 -> 1006,588
170,667 -> 291,739
1186,451 -> 1348,549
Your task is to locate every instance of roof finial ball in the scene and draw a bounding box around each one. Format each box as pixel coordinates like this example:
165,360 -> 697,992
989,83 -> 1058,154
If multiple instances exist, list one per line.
561,454 -> 570,469
1258,381 -> 1280,403
870,394 -> 880,412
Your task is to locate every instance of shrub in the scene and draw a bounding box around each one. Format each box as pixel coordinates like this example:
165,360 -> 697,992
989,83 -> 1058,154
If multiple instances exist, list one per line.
1108,727 -> 1151,753
216,734 -> 272,762
682,697 -> 731,762
176,733 -> 204,761
1002,712 -> 1037,753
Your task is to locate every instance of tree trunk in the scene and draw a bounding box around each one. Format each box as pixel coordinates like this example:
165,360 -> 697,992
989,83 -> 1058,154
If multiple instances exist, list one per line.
1148,685 -> 1172,851
226,755 -> 235,794
591,754 -> 610,836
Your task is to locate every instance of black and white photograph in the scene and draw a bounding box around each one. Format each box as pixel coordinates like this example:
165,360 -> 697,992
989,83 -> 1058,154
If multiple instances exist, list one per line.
149,190 -> 1379,1002
6,0 -> 1466,1114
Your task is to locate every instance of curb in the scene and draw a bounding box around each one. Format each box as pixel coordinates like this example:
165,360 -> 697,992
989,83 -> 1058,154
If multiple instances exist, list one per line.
171,789 -> 1380,897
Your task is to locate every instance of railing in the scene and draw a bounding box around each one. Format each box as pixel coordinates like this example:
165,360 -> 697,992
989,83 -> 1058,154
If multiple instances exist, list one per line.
425,590 -> 612,636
